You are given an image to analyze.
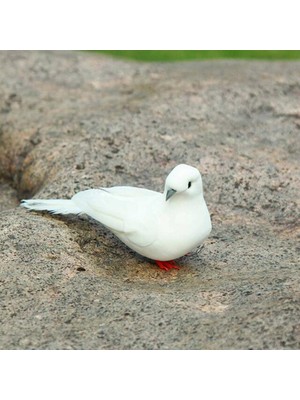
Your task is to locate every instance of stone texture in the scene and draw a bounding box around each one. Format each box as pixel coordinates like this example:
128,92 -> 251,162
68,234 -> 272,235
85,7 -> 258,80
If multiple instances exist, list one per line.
0,51 -> 299,349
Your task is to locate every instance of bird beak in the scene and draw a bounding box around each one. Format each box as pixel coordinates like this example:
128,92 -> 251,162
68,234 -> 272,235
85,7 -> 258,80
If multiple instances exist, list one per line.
166,188 -> 177,201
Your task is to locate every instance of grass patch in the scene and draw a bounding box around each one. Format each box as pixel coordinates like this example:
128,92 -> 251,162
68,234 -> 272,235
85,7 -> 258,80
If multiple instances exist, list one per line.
91,50 -> 300,62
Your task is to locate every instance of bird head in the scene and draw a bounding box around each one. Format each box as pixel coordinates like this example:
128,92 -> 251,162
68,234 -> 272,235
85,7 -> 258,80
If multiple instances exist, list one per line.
164,164 -> 203,201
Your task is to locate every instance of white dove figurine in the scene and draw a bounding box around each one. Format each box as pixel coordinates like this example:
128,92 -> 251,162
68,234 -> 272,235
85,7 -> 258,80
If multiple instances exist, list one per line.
21,164 -> 212,270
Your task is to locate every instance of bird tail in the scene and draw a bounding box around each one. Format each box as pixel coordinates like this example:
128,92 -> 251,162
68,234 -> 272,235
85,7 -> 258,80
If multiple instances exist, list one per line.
20,199 -> 82,215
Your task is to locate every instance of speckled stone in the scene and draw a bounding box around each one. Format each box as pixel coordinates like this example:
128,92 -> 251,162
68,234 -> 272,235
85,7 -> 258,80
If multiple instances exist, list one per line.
0,51 -> 299,349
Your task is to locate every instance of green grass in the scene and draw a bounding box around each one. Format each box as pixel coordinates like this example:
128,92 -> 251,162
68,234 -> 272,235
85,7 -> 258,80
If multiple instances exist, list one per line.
92,50 -> 300,62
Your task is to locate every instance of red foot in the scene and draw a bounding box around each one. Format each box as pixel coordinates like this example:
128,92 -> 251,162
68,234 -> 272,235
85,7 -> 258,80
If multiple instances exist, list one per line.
155,260 -> 180,271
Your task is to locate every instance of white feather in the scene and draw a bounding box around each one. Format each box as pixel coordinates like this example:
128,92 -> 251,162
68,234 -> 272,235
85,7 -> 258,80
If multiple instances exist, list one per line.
21,199 -> 82,215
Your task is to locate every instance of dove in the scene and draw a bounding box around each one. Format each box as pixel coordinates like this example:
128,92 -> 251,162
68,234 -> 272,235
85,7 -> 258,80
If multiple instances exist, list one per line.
20,164 -> 212,271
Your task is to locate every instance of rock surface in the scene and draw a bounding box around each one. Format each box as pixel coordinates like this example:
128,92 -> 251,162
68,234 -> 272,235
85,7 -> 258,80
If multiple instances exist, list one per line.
0,51 -> 299,349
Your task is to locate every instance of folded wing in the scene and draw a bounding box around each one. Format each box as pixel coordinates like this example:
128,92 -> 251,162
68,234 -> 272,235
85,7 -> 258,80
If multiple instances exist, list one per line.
72,188 -> 160,247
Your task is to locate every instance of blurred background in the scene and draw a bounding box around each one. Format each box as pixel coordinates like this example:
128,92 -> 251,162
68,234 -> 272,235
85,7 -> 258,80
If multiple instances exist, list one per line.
92,50 -> 300,62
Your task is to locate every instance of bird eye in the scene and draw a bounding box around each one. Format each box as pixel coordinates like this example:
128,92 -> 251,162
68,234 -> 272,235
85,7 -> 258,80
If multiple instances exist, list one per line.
188,181 -> 192,189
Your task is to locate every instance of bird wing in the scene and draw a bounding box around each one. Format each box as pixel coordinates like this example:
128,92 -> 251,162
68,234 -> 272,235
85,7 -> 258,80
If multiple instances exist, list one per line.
107,186 -> 160,199
72,188 -> 161,247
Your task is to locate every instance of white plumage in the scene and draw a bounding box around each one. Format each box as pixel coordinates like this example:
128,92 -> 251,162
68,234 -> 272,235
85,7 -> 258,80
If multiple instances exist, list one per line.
21,164 -> 212,270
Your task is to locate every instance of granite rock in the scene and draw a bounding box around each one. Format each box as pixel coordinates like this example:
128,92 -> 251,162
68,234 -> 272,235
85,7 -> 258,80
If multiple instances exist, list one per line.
0,51 -> 299,349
